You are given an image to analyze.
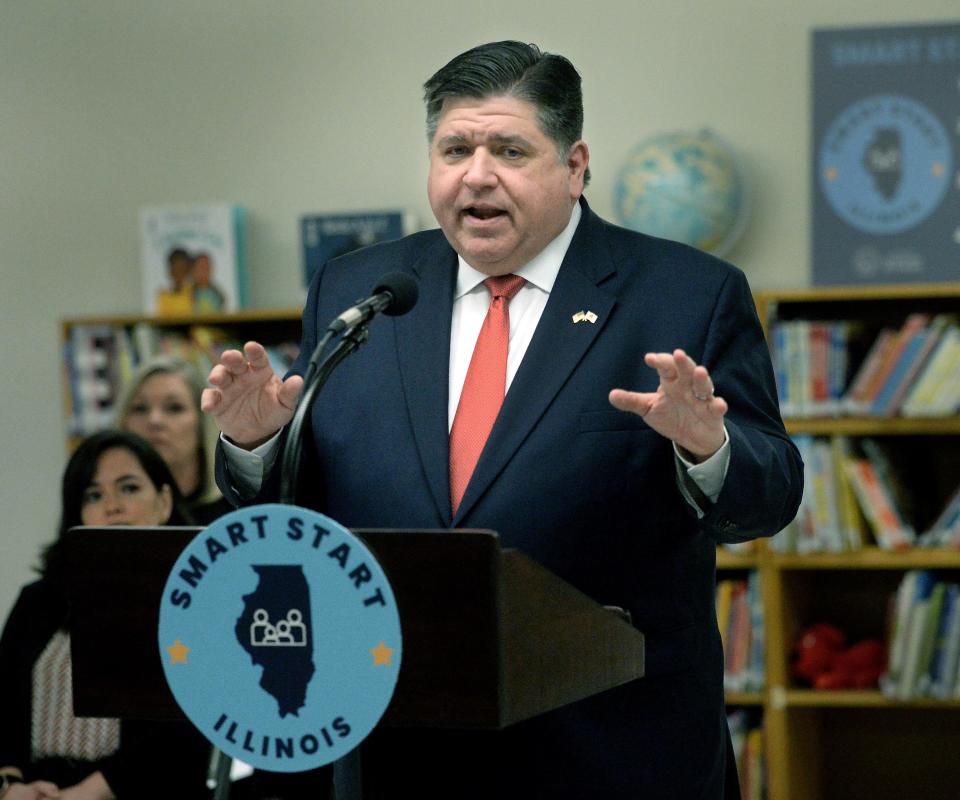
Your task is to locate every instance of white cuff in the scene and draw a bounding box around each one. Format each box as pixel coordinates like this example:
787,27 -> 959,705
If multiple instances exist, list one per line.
220,431 -> 283,497
674,426 -> 731,515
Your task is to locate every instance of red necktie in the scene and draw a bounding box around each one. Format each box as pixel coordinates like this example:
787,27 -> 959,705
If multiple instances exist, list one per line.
449,274 -> 526,515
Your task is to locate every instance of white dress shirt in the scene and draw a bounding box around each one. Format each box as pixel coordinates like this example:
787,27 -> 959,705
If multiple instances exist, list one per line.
222,202 -> 729,513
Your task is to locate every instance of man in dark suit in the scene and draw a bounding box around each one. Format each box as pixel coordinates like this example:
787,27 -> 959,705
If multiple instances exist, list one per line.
204,40 -> 802,799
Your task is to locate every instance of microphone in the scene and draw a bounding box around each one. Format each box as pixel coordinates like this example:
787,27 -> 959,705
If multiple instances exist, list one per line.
328,272 -> 419,333
282,271 -> 418,505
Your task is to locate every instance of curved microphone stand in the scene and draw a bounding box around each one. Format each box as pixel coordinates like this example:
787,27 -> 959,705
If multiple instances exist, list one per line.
278,323 -> 371,505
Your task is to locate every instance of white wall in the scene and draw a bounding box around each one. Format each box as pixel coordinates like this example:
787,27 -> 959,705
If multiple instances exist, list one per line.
1,1 -> 957,620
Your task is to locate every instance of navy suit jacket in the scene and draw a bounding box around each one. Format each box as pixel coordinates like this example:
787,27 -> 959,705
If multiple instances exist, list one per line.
218,199 -> 802,798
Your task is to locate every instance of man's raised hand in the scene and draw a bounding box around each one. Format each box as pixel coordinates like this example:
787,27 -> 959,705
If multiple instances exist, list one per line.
609,348 -> 727,462
201,341 -> 303,449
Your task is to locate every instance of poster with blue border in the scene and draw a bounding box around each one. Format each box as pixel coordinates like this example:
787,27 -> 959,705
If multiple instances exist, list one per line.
812,22 -> 960,285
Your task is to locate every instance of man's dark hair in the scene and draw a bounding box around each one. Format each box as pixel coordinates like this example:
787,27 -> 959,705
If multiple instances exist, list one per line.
423,40 -> 590,185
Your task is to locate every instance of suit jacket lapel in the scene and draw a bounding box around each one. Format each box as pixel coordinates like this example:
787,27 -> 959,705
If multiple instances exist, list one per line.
393,238 -> 458,525
453,205 -> 618,523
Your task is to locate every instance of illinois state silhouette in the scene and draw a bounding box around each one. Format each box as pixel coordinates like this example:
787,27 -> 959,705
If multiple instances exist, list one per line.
235,565 -> 315,717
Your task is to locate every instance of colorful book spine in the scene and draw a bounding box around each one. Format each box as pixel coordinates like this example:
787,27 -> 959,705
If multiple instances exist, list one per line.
831,436 -> 867,549
842,327 -> 898,415
860,313 -> 931,414
842,458 -> 915,550
926,583 -> 960,698
881,314 -> 954,416
881,570 -> 924,697
901,324 -> 960,417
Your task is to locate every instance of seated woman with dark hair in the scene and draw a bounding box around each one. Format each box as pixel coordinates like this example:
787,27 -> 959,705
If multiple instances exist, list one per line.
0,430 -> 211,800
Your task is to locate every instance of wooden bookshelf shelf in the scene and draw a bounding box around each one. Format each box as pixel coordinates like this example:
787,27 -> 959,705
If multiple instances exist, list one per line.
780,689 -> 960,709
715,549 -> 760,569
770,547 -> 960,570
725,691 -> 764,706
784,417 -> 960,436
60,309 -> 303,447
61,308 -> 303,326
758,282 -> 960,305
737,284 -> 960,800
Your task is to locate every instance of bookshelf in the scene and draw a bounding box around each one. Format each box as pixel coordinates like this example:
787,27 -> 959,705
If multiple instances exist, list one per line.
722,284 -> 960,800
59,309 -> 302,447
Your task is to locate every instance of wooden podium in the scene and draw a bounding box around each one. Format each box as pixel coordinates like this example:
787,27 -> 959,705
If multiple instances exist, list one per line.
67,525 -> 644,729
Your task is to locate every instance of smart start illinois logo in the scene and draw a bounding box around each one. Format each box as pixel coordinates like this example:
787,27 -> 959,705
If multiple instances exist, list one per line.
158,504 -> 401,771
818,93 -> 953,235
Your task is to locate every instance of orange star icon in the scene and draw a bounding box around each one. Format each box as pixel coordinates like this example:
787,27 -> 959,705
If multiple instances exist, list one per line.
167,639 -> 191,665
370,641 -> 394,667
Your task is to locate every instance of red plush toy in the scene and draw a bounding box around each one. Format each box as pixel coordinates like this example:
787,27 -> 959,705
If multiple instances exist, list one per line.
791,623 -> 885,690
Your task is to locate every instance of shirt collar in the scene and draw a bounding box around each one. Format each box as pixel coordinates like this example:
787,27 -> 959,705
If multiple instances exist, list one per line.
454,202 -> 583,299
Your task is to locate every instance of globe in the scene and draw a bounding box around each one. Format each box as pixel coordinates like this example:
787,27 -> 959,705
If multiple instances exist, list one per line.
613,130 -> 750,257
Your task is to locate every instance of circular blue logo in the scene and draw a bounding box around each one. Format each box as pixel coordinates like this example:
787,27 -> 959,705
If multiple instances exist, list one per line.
158,504 -> 402,771
819,94 -> 953,234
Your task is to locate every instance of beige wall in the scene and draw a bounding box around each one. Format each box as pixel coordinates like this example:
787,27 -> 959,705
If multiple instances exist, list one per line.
1,1 -> 957,619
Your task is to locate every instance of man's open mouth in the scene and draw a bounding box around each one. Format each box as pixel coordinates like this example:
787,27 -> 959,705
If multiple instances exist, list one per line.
465,206 -> 506,220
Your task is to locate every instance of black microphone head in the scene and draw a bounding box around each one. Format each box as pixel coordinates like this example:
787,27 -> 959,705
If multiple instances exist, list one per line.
373,272 -> 419,316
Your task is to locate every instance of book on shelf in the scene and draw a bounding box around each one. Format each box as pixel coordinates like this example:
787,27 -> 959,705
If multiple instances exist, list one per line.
859,313 -> 932,415
882,570 -> 926,697
841,327 -> 898,415
832,436 -> 869,549
874,314 -> 955,417
778,435 -> 866,553
65,324 -> 121,436
900,323 -> 960,417
64,319 -> 301,439
894,595 -> 931,700
139,203 -> 248,316
926,583 -> 960,699
745,570 -> 765,691
841,454 -> 915,550
727,581 -> 752,691
771,320 -> 851,417
726,711 -> 764,800
744,727 -> 764,800
810,437 -> 846,551
859,438 -> 914,525
717,574 -> 764,694
881,572 -> 960,700
716,579 -> 736,657
909,581 -> 947,698
788,436 -> 819,552
809,322 -> 831,415
301,210 -> 417,289
919,483 -> 960,549
726,709 -> 747,768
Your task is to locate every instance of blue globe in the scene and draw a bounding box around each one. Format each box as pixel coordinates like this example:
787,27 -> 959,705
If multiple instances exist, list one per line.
614,130 -> 750,257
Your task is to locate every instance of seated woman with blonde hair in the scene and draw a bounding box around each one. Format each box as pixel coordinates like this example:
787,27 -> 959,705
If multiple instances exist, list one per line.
115,356 -> 231,525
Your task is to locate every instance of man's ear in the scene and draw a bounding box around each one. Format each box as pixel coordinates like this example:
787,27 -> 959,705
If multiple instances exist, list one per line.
568,140 -> 590,199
